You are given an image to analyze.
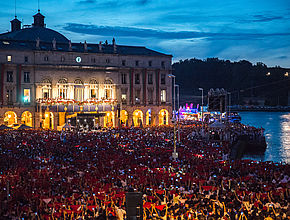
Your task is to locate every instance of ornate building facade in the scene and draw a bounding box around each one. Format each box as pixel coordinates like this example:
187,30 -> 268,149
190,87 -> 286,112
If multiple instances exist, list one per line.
0,11 -> 172,129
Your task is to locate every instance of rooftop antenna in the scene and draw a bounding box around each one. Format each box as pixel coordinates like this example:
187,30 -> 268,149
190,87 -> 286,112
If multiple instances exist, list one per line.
14,0 -> 17,18
38,0 -> 40,12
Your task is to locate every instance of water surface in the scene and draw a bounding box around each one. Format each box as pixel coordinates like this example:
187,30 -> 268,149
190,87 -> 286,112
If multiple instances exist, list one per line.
240,112 -> 290,164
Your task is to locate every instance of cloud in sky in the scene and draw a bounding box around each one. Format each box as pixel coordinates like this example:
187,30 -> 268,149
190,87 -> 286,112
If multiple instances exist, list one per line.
0,0 -> 289,67
63,23 -> 290,40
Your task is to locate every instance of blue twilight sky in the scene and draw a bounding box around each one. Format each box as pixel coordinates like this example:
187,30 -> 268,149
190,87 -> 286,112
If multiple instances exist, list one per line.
0,0 -> 290,67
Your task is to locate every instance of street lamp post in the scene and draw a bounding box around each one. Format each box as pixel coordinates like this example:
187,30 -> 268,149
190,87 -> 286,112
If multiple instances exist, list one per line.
199,88 -> 204,128
175,84 -> 180,143
228,92 -> 231,121
169,74 -> 178,160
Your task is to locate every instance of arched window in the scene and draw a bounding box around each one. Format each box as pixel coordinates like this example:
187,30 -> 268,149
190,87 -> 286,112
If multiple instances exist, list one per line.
120,110 -> 128,126
133,110 -> 143,127
42,78 -> 51,84
41,78 -> 51,99
21,111 -> 33,127
104,79 -> 113,84
4,111 -> 17,127
74,79 -> 83,85
159,109 -> 169,125
57,78 -> 68,99
104,79 -> 113,99
89,79 -> 98,99
74,79 -> 84,101
58,78 -> 67,84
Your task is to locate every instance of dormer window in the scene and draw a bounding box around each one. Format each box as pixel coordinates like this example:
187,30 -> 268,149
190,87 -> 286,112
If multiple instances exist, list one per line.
7,55 -> 12,62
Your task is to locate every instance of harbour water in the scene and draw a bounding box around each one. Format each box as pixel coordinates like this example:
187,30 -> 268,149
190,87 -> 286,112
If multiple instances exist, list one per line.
240,112 -> 290,164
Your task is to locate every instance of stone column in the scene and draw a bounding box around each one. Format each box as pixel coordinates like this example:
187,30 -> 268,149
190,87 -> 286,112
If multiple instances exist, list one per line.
53,112 -> 59,130
34,111 -> 41,128
127,111 -> 133,127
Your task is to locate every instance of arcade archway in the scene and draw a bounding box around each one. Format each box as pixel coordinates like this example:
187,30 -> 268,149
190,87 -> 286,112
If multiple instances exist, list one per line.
4,111 -> 17,127
104,111 -> 114,128
133,110 -> 143,127
21,111 -> 32,127
159,109 -> 169,125
120,110 -> 128,127
43,112 -> 54,129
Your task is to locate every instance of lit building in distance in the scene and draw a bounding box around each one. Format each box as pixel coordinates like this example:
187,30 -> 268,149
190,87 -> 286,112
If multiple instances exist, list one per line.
0,11 -> 172,129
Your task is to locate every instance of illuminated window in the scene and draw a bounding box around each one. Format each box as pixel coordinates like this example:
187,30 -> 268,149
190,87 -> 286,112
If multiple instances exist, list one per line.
23,89 -> 31,103
105,90 -> 112,99
7,55 -> 12,62
122,94 -> 127,104
74,79 -> 84,101
57,78 -> 68,99
104,79 -> 113,99
89,79 -> 98,99
121,89 -> 127,104
42,88 -> 50,99
161,89 -> 166,103
42,79 -> 51,99
91,89 -> 97,98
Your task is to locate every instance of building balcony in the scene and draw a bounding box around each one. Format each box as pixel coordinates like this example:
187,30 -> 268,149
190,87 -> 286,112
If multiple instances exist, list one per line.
36,98 -> 119,113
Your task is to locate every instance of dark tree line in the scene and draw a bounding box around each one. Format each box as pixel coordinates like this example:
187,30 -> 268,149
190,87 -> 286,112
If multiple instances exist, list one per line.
173,58 -> 290,106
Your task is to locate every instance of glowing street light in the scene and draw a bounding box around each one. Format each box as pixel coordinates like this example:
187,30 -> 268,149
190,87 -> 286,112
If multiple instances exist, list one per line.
199,88 -> 204,128
266,72 -> 271,76
285,72 -> 289,77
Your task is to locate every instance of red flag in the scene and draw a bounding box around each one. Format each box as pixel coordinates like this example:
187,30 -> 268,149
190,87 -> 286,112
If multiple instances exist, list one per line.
155,205 -> 166,211
143,202 -> 152,209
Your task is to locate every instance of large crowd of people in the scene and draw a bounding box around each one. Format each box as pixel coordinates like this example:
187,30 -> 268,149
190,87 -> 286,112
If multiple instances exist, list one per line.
0,123 -> 289,219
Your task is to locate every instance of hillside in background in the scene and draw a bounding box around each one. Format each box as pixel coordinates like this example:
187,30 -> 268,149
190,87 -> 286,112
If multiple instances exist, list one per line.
172,58 -> 290,106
